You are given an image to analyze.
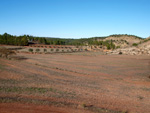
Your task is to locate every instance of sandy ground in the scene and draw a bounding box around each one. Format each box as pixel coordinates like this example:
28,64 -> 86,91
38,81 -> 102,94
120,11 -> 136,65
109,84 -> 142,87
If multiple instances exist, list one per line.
0,51 -> 150,113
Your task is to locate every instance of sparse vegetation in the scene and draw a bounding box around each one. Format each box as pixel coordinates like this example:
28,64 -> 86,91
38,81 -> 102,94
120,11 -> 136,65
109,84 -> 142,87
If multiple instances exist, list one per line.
0,64 -> 3,70
143,38 -> 150,42
121,111 -> 128,113
81,103 -> 87,108
0,51 -> 150,113
116,46 -> 120,49
109,34 -> 142,39
137,96 -> 144,100
0,87 -> 58,94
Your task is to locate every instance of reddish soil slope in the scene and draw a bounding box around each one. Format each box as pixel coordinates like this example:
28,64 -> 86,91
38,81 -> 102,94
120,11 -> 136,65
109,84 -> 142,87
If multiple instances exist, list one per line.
0,52 -> 150,113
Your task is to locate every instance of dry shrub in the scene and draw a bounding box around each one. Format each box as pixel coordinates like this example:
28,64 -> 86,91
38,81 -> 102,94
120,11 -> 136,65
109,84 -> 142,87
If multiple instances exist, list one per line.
0,47 -> 16,59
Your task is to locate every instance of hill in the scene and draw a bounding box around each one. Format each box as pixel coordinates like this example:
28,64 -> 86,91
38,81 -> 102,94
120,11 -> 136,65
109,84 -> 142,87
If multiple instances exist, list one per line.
138,37 -> 150,48
105,35 -> 143,47
1,33 -> 149,53
107,36 -> 150,55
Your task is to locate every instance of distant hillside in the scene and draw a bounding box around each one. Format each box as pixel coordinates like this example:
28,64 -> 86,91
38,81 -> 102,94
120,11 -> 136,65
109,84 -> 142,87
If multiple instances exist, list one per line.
107,36 -> 150,55
138,37 -> 150,48
0,33 -> 147,50
95,34 -> 143,48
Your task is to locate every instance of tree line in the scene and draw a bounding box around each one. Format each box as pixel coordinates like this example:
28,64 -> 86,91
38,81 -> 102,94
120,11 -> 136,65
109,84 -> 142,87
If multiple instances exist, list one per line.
0,33 -> 28,46
109,34 -> 142,39
0,33 -> 88,46
1,33 -> 137,50
0,33 -> 116,49
88,40 -> 116,49
0,33 -> 50,46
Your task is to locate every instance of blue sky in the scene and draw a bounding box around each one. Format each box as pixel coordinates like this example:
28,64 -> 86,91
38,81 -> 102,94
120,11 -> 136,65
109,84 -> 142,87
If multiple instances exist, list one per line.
0,0 -> 150,38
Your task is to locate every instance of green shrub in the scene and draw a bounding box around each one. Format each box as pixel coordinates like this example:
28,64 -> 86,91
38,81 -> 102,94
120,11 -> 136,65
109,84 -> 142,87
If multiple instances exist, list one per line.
44,49 -> 47,52
132,43 -> 138,46
119,51 -> 123,54
36,49 -> 40,52
81,103 -> 87,108
84,48 -> 88,51
116,46 -> 120,49
29,48 -> 33,52
56,49 -> 59,52
106,45 -> 111,50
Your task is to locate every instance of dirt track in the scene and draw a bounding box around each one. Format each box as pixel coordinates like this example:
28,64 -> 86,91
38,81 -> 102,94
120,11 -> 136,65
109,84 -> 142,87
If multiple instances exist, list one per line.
0,52 -> 150,113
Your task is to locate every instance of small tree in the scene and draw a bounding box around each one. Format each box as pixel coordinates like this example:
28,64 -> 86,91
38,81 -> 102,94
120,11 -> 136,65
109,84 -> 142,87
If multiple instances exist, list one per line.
29,48 -> 33,52
56,49 -> 59,52
44,49 -> 47,52
119,51 -> 123,55
106,44 -> 111,50
36,49 -> 40,52
85,48 -> 88,51
132,43 -> 138,46
21,36 -> 28,46
116,46 -> 120,49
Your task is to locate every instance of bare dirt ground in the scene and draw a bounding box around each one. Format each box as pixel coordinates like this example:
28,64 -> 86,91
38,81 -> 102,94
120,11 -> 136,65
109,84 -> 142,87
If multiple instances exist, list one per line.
0,51 -> 150,113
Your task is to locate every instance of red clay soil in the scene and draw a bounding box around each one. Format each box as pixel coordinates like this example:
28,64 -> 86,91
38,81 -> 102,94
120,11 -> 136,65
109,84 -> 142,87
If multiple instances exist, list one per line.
0,103 -> 89,113
0,52 -> 150,113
